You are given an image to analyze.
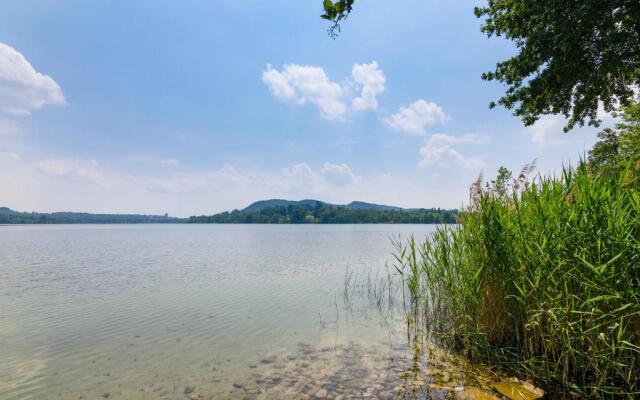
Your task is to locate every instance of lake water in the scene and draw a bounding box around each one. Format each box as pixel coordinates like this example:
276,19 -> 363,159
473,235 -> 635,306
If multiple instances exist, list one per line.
0,224 -> 508,400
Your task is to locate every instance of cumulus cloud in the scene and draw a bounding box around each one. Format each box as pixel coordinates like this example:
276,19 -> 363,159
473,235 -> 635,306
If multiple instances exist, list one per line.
419,133 -> 487,170
276,162 -> 359,188
261,65 -> 296,101
319,162 -> 358,185
0,43 -> 65,115
280,162 -> 314,179
351,61 -> 385,111
385,99 -> 449,135
262,64 -> 346,120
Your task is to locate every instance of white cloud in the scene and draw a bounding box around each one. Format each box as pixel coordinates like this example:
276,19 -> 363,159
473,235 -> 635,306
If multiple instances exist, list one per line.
351,61 -> 385,111
261,65 -> 296,101
525,107 -> 626,146
281,162 -> 315,179
525,115 -> 568,146
419,133 -> 486,170
145,162 -> 361,198
320,162 -> 358,185
0,156 -> 466,216
0,43 -> 65,115
146,161 -> 364,204
35,158 -> 102,183
429,133 -> 489,146
385,99 -> 449,135
262,64 -> 346,120
161,158 -> 180,167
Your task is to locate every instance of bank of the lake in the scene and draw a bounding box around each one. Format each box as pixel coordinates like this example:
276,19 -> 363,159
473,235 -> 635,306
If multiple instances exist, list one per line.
391,162 -> 640,398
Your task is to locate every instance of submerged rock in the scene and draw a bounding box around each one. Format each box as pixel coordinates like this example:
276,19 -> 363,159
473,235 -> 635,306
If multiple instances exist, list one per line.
183,385 -> 195,395
260,356 -> 276,364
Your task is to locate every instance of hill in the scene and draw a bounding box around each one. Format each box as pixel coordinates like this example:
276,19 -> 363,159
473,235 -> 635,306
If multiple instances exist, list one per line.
191,201 -> 458,224
344,201 -> 402,211
243,199 -> 403,212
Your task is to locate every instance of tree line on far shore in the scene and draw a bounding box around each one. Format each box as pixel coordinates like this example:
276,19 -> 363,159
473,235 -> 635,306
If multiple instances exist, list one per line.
189,203 -> 458,224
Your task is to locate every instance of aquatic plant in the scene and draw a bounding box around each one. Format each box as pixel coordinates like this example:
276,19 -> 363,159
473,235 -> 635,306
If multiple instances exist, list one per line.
394,161 -> 640,398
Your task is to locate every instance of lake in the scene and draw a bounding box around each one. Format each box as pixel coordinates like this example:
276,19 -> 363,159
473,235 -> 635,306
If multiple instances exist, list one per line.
0,224 -> 503,400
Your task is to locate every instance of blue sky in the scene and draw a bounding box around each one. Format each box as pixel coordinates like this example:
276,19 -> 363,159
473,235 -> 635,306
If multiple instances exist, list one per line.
0,0 -> 608,216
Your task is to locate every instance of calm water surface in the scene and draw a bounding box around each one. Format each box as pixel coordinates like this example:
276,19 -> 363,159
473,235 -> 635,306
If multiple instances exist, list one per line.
1,224 -> 505,400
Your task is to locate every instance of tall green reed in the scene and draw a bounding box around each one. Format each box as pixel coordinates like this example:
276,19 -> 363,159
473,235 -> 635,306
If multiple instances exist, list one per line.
395,162 -> 640,398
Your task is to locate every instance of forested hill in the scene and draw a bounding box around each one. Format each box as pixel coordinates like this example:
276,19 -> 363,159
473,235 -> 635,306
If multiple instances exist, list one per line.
0,207 -> 184,224
189,202 -> 458,224
243,199 -> 402,212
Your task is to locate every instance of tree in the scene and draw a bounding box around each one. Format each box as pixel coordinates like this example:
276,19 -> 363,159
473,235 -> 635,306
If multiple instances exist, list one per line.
589,102 -> 640,173
320,1 -> 640,131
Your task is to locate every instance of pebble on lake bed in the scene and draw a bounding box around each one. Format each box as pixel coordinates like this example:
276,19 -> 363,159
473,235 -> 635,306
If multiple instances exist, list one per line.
64,340 -> 535,400
216,340 -> 519,400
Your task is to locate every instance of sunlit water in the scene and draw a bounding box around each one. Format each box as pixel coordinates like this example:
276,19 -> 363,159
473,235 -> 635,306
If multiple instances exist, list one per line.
1,224 -> 518,400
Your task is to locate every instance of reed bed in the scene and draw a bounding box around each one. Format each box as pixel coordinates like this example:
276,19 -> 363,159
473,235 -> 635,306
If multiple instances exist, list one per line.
393,162 -> 640,398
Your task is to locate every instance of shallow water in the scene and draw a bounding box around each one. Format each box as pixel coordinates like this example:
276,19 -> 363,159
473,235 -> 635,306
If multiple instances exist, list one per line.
0,224 -> 516,400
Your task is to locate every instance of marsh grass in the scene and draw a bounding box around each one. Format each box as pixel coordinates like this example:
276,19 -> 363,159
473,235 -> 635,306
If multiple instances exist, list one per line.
393,162 -> 640,398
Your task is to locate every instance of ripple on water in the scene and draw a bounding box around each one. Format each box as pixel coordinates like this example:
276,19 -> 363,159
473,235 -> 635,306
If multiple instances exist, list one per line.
0,225 -> 542,400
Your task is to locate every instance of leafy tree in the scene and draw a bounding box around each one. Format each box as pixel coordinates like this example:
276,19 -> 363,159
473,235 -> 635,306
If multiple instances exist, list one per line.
320,1 -> 640,131
589,101 -> 640,173
474,1 -> 640,131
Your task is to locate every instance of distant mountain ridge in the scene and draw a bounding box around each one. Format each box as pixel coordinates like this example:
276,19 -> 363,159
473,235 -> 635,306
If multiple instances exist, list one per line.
243,199 -> 403,212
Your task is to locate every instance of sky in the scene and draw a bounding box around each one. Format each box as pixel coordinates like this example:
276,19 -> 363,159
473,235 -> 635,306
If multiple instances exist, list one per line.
0,0 -> 612,217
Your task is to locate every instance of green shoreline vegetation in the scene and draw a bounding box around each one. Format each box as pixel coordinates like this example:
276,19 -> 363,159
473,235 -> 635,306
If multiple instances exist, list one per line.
390,103 -> 640,398
0,204 -> 458,225
0,208 -> 183,224
189,203 -> 458,224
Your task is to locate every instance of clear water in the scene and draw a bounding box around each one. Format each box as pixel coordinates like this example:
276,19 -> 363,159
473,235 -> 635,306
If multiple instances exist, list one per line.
0,224 -> 511,400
